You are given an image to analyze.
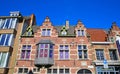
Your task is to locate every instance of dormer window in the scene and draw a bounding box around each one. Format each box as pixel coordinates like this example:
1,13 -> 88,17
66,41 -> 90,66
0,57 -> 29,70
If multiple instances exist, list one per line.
78,30 -> 85,36
42,29 -> 51,36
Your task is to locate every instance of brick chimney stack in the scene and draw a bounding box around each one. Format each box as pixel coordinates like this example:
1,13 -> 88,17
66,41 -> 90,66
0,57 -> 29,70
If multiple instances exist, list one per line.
66,20 -> 69,29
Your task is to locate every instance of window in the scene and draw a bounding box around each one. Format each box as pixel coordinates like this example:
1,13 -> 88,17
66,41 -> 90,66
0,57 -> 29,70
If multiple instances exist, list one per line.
0,18 -> 17,29
21,45 -> 31,60
0,52 -> 9,67
47,68 -> 69,74
37,44 -> 53,58
59,45 -> 69,60
78,45 -> 87,59
77,30 -> 85,36
61,31 -> 67,35
18,68 -> 28,74
0,34 -> 13,46
109,50 -> 118,60
33,68 -> 40,73
96,50 -> 104,60
42,29 -> 51,36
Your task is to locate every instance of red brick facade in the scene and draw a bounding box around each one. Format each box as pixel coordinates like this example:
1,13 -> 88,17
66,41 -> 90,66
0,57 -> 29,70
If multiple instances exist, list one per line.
14,17 -> 120,74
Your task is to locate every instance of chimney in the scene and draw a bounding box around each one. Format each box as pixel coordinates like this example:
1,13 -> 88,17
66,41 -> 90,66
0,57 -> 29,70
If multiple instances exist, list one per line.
66,20 -> 69,29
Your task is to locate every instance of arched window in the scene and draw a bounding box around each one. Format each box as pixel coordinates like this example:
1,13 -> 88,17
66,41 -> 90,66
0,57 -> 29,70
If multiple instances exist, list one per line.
77,69 -> 92,74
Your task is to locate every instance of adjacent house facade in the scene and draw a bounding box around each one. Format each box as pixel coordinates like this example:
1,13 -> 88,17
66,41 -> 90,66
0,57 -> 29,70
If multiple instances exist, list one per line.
13,16 -> 120,74
0,11 -> 35,74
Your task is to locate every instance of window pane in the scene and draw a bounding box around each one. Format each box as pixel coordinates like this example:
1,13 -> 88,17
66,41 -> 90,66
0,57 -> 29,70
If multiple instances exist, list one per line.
0,53 -> 7,67
78,30 -> 80,36
53,69 -> 57,73
0,19 -> 6,29
0,34 -> 6,46
83,45 -> 86,49
65,50 -> 69,59
47,29 -> 50,36
40,49 -> 43,57
5,34 -> 10,46
81,30 -> 84,36
21,50 -> 25,59
60,50 -> 64,59
27,45 -> 31,50
18,68 -> 23,73
11,18 -> 17,28
44,49 -> 48,57
26,50 -> 30,59
22,45 -> 26,50
60,45 -> 63,50
24,68 -> 28,73
65,69 -> 69,73
40,44 -> 44,49
84,50 -> 87,59
50,45 -> 53,49
47,69 -> 51,73
65,45 -> 68,50
49,50 -> 53,58
59,69 -> 64,73
78,45 -> 82,50
4,19 -> 10,29
42,29 -> 46,36
45,44 -> 48,48
78,50 -> 82,59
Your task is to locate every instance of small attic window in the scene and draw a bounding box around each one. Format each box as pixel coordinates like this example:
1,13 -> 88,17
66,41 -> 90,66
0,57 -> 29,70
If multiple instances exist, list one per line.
61,31 -> 67,35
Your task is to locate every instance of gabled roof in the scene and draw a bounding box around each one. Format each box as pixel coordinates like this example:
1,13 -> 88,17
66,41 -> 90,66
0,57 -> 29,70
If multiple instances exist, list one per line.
87,29 -> 107,42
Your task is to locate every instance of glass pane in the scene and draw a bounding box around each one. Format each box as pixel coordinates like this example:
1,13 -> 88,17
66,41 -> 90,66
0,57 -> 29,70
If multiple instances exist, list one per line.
4,19 -> 10,29
45,44 -> 48,48
0,53 -> 6,67
22,45 -> 26,50
60,45 -> 63,50
84,50 -> 87,59
11,18 -> 17,28
40,49 -> 43,57
50,45 -> 53,49
0,34 -> 6,46
47,69 -> 51,73
53,69 -> 57,73
44,49 -> 48,57
49,50 -> 53,58
60,50 -> 64,59
0,19 -> 6,29
18,68 -> 23,73
65,69 -> 69,73
47,29 -> 50,36
78,45 -> 82,50
83,45 -> 86,49
21,50 -> 25,59
65,45 -> 68,50
78,30 -> 80,36
5,34 -> 10,46
27,45 -> 31,50
59,69 -> 64,73
24,68 -> 28,73
81,30 -> 84,36
65,50 -> 69,59
78,50 -> 82,58
42,29 -> 46,36
40,44 -> 44,49
26,50 -> 30,59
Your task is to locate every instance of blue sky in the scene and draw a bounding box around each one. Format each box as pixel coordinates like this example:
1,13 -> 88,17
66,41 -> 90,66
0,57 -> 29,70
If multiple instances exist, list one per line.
0,0 -> 120,28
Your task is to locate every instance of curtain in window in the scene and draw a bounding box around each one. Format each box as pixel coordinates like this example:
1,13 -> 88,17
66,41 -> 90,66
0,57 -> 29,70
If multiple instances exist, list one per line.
44,49 -> 48,57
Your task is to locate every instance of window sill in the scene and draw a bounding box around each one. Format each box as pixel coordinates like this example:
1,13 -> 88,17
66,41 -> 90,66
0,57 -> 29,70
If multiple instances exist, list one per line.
78,59 -> 89,60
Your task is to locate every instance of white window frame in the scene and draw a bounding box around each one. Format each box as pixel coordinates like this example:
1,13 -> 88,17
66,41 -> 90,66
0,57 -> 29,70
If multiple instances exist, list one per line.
78,45 -> 88,59
41,29 -> 51,36
77,30 -> 85,36
59,45 -> 69,60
